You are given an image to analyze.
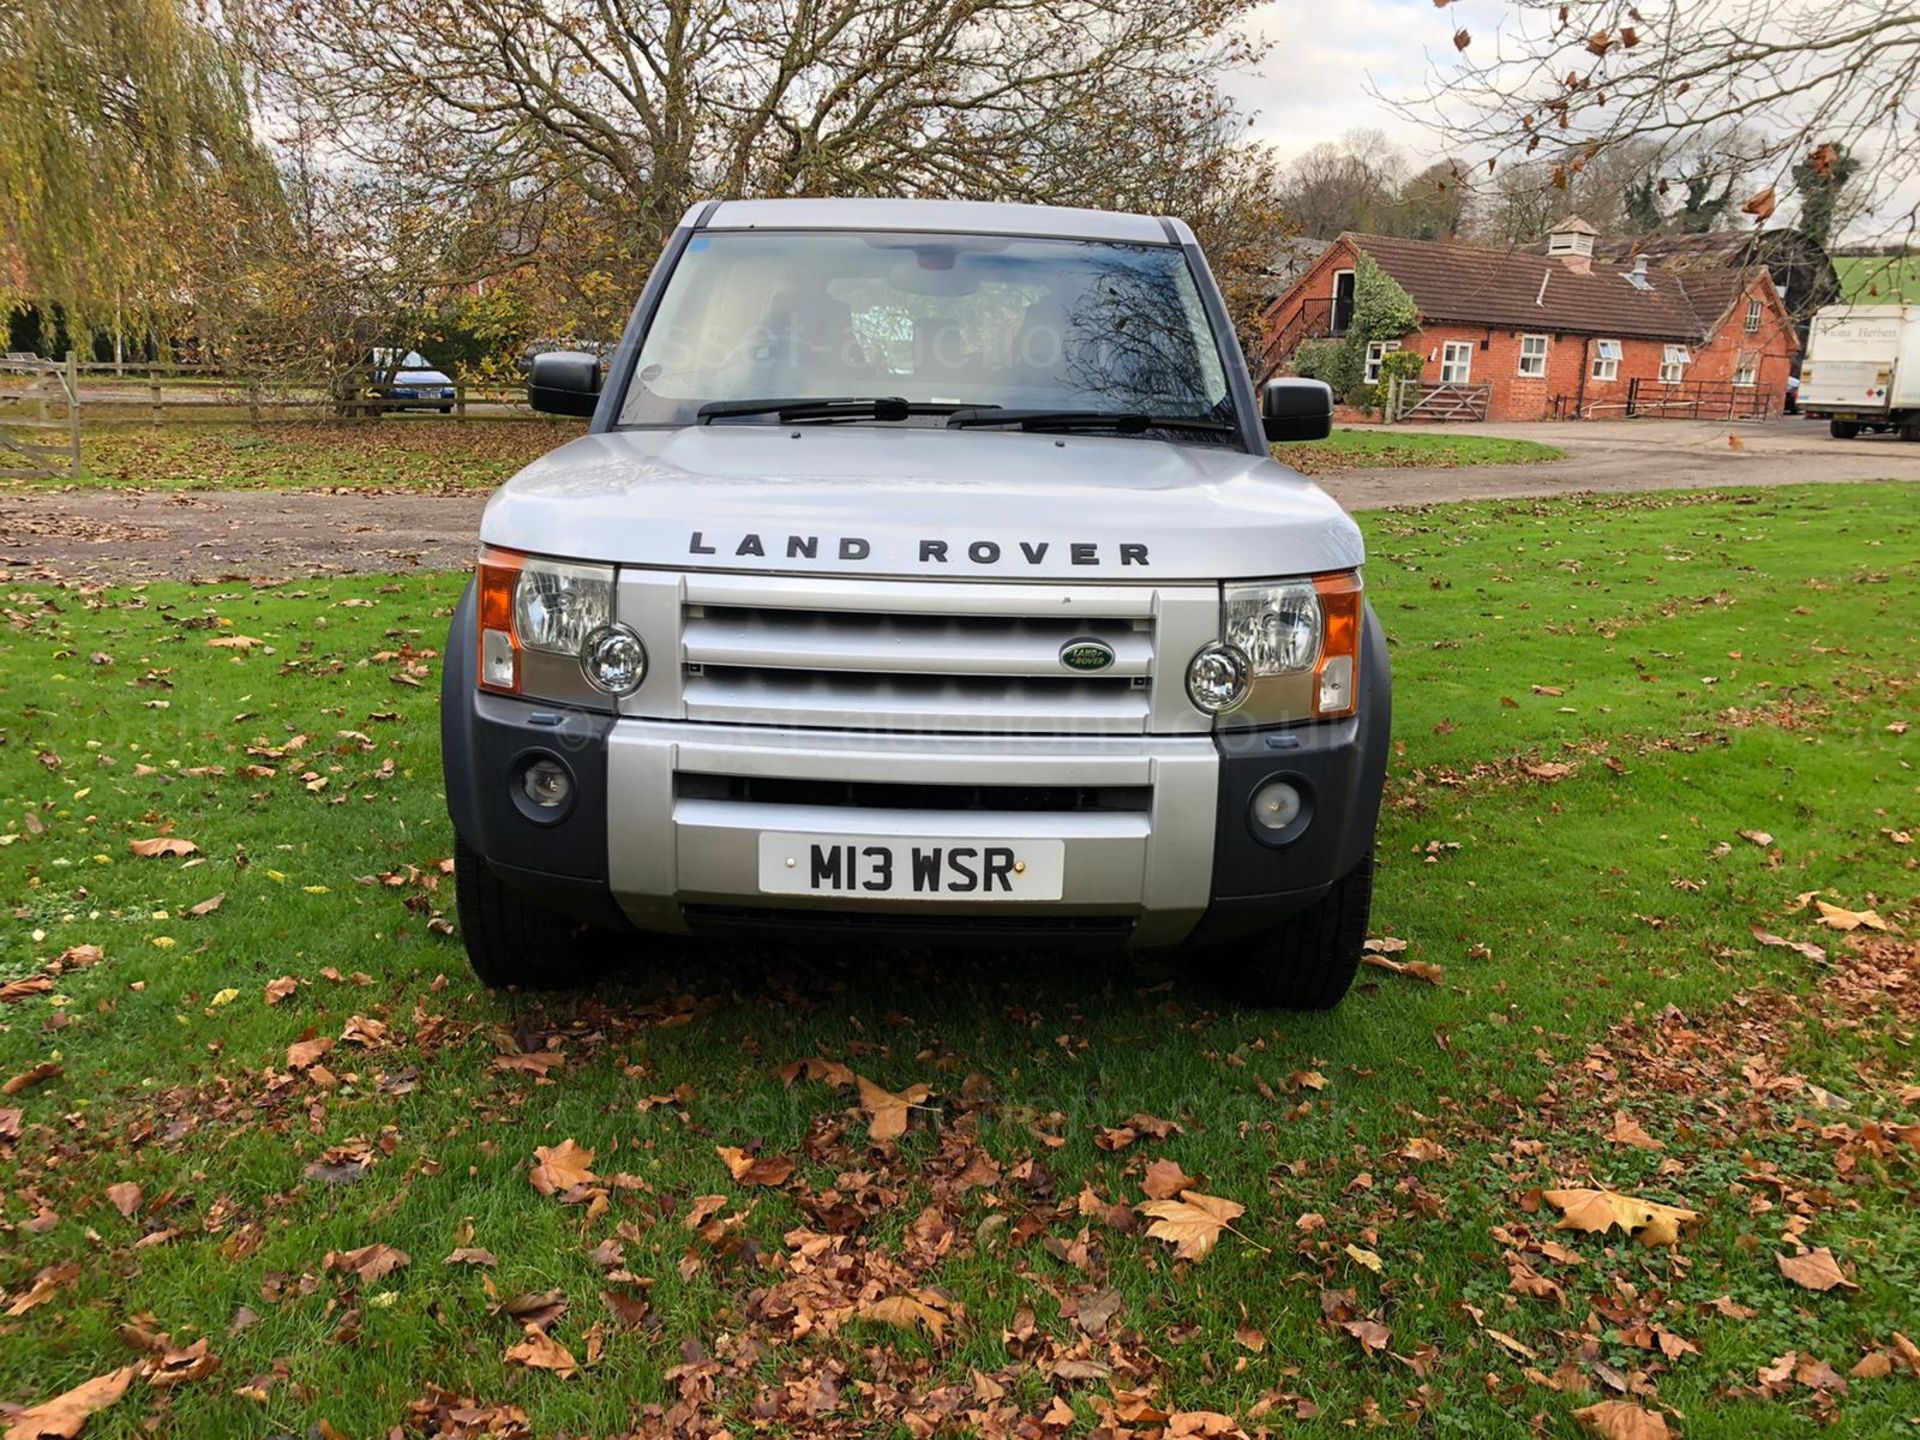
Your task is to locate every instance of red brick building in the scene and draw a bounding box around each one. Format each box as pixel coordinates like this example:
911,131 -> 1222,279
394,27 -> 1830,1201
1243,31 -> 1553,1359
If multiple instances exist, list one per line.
1259,219 -> 1799,422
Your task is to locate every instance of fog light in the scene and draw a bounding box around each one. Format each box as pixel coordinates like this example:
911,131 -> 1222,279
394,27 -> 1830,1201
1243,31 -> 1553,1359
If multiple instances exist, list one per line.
1251,778 -> 1303,835
583,625 -> 646,696
521,757 -> 572,809
1187,642 -> 1251,714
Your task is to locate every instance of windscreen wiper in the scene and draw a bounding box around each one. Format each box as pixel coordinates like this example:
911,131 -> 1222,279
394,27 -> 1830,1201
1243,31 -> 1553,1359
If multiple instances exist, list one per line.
697,397 -> 993,424
945,408 -> 1235,436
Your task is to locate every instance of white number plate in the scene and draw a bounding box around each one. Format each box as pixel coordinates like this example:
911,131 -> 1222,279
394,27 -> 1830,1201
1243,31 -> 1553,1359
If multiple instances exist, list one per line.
757,834 -> 1066,900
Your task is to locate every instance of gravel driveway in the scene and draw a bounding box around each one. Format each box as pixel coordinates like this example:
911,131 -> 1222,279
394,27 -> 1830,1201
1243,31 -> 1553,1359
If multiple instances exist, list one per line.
3,418 -> 1915,583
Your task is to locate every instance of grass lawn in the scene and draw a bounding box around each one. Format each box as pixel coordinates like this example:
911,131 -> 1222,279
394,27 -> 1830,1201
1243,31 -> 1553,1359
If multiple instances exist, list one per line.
12,419 -> 1555,496
1273,427 -> 1563,474
1835,254 -> 1920,304
50,420 -> 586,493
1,483 -> 1916,1438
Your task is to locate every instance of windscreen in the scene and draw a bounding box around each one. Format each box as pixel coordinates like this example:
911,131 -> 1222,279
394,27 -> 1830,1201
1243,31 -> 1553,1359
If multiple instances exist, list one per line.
618,230 -> 1234,429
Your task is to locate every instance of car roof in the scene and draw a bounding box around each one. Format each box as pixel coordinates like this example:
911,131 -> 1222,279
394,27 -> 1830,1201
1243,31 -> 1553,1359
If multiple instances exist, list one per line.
692,197 -> 1186,245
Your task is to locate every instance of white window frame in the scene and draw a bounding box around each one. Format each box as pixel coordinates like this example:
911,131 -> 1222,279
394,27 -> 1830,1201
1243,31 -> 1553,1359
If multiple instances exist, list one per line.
1330,268 -> 1355,333
1744,298 -> 1763,333
1517,333 -> 1549,378
1660,344 -> 1692,384
1733,353 -> 1757,387
1591,338 -> 1622,382
1363,339 -> 1400,385
1440,341 -> 1474,384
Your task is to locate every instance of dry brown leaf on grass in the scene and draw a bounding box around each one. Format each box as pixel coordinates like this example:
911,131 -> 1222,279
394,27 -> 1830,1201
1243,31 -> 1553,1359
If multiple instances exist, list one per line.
128,836 -> 197,858
1750,926 -> 1827,963
324,1243 -> 410,1283
1574,1399 -> 1672,1440
1542,1188 -> 1698,1248
1606,1111 -> 1663,1151
1814,900 -> 1890,932
1142,1158 -> 1196,1200
715,1145 -> 794,1187
856,1075 -> 932,1142
2,1364 -> 139,1440
1777,1247 -> 1859,1292
1137,1190 -> 1263,1261
1360,951 -> 1444,985
528,1139 -> 597,1195
0,977 -> 54,1003
104,1183 -> 141,1219
1165,1412 -> 1247,1438
776,1056 -> 855,1087
1342,1318 -> 1391,1353
444,1248 -> 497,1268
504,1325 -> 578,1379
145,1338 -> 215,1388
860,1291 -> 954,1343
285,1035 -> 332,1070
5,1261 -> 79,1317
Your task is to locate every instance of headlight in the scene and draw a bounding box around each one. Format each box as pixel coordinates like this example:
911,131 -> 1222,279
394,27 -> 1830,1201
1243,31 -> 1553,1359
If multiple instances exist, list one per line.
514,559 -> 614,655
1224,581 -> 1321,675
476,548 -> 636,709
1193,571 -> 1363,726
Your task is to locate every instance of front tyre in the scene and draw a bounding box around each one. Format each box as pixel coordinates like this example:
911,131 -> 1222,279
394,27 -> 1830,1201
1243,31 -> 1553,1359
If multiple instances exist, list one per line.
1222,851 -> 1374,1010
453,833 -> 600,989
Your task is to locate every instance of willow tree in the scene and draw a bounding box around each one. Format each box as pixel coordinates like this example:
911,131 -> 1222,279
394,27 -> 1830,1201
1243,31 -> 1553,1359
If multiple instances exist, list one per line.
0,0 -> 275,338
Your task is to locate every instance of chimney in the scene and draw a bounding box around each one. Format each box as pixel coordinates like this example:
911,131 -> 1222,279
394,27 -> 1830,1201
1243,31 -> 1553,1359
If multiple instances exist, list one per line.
1547,215 -> 1598,274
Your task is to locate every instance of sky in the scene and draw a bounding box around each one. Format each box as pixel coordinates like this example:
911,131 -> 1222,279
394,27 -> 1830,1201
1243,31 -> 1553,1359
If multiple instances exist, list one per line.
1215,0 -> 1914,243
1220,0 -> 1502,168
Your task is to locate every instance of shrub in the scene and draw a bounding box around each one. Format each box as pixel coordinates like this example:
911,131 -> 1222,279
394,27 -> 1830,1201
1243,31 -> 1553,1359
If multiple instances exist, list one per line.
1374,347 -> 1426,411
1293,337 -> 1361,397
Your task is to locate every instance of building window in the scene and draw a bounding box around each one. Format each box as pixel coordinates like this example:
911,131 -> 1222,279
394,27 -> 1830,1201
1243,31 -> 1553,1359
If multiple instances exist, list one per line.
1331,269 -> 1355,334
1517,334 -> 1549,378
1440,341 -> 1473,383
1363,339 -> 1400,384
1660,344 -> 1692,383
1734,353 -> 1757,387
1591,339 -> 1622,381
1744,298 -> 1762,332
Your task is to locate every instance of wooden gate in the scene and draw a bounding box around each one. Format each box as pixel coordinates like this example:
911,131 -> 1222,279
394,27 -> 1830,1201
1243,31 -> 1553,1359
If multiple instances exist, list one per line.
1386,378 -> 1492,423
0,353 -> 81,479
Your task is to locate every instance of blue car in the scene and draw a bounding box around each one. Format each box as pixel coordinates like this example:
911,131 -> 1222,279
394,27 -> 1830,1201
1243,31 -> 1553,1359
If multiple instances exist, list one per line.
373,349 -> 458,412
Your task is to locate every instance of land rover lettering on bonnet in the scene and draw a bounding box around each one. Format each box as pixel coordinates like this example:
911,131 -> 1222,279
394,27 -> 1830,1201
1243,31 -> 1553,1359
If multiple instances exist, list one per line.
443,197 -> 1388,1009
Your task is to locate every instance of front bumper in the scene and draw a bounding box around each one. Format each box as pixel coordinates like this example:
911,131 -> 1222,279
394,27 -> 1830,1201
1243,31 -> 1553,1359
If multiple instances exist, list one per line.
442,586 -> 1389,949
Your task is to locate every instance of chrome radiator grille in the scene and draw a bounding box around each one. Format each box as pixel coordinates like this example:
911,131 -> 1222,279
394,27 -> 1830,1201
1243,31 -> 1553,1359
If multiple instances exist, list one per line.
669,573 -> 1216,735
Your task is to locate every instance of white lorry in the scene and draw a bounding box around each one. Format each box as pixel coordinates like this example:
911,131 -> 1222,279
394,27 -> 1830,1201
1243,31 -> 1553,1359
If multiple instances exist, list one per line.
442,199 -> 1388,1008
1799,303 -> 1920,440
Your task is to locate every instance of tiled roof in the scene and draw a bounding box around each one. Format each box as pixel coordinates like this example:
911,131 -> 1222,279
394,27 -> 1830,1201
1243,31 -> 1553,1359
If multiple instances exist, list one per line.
1346,232 -> 1762,341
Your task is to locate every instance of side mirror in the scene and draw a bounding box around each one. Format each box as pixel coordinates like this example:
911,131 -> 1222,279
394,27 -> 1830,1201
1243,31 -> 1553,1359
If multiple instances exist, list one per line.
1261,378 -> 1333,443
528,351 -> 603,417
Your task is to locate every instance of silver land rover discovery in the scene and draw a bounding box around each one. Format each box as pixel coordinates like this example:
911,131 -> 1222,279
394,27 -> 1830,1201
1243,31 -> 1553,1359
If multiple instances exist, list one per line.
442,198 -> 1389,1007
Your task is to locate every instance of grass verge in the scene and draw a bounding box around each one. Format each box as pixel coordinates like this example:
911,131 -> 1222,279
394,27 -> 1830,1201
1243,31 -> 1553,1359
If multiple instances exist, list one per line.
0,483 -> 1915,1438
10,418 -> 1555,495
1273,427 -> 1564,474
48,420 -> 584,493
